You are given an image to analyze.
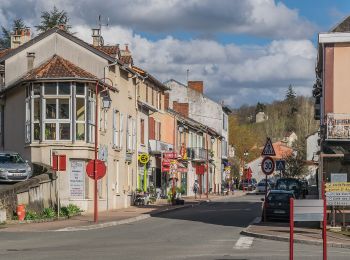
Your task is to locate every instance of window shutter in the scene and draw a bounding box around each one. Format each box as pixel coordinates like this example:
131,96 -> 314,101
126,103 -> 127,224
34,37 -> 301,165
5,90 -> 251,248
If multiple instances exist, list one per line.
158,122 -> 161,141
132,119 -> 136,151
149,117 -> 155,140
113,109 -> 116,147
140,119 -> 145,144
120,113 -> 124,148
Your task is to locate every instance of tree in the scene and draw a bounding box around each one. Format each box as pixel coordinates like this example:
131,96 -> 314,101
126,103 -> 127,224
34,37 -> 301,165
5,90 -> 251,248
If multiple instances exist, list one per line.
283,138 -> 307,178
285,85 -> 298,131
36,6 -> 72,33
0,18 -> 26,49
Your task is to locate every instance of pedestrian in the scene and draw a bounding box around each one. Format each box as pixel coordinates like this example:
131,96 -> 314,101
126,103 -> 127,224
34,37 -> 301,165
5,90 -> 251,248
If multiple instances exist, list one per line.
193,180 -> 199,199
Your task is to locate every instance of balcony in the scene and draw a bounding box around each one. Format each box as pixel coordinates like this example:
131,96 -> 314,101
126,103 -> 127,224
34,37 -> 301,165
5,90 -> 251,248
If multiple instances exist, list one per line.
149,139 -> 173,154
187,147 -> 207,162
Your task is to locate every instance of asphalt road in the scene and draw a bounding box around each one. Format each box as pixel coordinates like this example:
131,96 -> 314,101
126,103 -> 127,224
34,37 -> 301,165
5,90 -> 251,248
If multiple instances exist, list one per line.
0,195 -> 349,259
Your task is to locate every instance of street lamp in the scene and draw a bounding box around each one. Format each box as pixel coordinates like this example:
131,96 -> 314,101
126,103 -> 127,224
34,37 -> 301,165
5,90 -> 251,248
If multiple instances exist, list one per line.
102,93 -> 112,109
242,150 -> 249,192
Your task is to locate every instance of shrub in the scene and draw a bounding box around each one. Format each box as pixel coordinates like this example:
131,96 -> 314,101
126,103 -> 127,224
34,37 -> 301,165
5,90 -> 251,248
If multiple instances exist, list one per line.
42,207 -> 56,219
25,210 -> 40,220
60,204 -> 82,217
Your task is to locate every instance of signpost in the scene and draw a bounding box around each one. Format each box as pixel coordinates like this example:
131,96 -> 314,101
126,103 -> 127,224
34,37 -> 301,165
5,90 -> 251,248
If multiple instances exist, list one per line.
276,159 -> 285,178
138,153 -> 150,192
290,199 -> 327,260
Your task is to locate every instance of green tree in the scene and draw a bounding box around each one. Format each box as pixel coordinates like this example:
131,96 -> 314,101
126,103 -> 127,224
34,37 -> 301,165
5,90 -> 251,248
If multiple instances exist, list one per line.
0,18 -> 26,49
285,85 -> 298,131
36,6 -> 72,33
283,138 -> 307,178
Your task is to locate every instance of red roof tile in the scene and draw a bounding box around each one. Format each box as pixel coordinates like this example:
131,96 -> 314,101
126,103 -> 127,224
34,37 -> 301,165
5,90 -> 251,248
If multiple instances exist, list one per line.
92,45 -> 119,58
0,49 -> 11,59
23,55 -> 97,80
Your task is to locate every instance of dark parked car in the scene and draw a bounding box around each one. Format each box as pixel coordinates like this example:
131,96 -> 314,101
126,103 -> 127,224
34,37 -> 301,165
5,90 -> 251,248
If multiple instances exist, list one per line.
275,178 -> 302,199
262,190 -> 295,221
300,180 -> 309,198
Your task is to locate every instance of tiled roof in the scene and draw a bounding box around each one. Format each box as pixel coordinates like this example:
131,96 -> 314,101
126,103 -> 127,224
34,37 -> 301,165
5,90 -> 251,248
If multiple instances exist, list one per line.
120,55 -> 133,65
92,45 -> 119,58
0,49 -> 11,59
23,55 -> 97,80
272,141 -> 293,159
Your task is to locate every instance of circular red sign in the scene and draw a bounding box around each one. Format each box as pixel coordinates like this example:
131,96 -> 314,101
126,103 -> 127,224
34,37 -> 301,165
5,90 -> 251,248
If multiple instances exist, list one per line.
261,156 -> 275,176
86,159 -> 106,180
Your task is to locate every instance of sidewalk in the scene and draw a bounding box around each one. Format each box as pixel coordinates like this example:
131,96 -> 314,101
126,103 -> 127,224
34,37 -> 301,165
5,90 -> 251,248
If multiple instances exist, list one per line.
1,191 -> 245,233
241,219 -> 350,249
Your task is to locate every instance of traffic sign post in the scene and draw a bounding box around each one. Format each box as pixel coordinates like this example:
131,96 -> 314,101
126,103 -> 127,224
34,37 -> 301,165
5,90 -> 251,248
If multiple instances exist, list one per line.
261,156 -> 275,222
261,138 -> 276,156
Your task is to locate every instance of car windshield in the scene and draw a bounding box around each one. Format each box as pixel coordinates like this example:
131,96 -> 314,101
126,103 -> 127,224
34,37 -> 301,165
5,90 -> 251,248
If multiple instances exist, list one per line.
267,193 -> 292,202
258,182 -> 266,186
0,154 -> 25,164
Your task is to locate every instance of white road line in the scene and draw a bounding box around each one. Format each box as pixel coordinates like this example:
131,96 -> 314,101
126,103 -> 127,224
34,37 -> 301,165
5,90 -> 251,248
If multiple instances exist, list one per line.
234,236 -> 254,249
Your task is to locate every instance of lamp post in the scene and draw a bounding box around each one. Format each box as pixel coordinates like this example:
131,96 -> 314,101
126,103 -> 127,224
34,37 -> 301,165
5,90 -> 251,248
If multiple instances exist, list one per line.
242,150 -> 249,192
93,78 -> 112,223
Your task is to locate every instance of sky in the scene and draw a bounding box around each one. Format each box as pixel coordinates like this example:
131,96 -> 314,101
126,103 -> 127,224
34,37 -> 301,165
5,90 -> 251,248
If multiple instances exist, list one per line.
0,0 -> 349,108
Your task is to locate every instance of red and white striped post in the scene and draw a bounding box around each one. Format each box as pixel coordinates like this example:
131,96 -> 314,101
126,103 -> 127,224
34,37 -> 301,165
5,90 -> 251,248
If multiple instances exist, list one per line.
322,180 -> 327,260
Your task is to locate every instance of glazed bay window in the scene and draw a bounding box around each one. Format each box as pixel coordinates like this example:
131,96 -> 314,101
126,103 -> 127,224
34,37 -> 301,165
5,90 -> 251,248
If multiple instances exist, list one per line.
43,83 -> 71,141
25,82 -> 95,143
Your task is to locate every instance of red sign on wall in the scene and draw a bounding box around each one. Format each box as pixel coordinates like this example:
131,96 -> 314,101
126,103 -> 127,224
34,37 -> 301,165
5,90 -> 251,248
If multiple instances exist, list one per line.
52,154 -> 66,171
163,152 -> 177,159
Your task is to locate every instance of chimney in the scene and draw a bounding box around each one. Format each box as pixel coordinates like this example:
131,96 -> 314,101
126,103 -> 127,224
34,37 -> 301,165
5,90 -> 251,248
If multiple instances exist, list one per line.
188,81 -> 203,93
91,28 -> 103,47
120,43 -> 133,66
173,101 -> 189,117
58,24 -> 66,31
27,52 -> 35,71
10,28 -> 31,49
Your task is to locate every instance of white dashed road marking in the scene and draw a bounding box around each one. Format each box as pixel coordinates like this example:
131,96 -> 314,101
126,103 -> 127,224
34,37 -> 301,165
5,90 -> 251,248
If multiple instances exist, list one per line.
234,236 -> 254,249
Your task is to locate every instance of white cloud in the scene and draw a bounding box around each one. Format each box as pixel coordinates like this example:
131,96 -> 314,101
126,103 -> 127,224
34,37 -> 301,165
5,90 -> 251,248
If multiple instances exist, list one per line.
75,25 -> 316,107
0,0 -> 315,39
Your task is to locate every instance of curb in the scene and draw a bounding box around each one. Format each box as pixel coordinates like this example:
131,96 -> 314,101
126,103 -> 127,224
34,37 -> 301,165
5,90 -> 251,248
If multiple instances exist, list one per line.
55,204 -> 195,232
240,227 -> 350,249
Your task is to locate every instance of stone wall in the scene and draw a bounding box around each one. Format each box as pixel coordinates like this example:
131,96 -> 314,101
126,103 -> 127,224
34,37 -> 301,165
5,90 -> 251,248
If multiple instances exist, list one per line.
0,163 -> 57,219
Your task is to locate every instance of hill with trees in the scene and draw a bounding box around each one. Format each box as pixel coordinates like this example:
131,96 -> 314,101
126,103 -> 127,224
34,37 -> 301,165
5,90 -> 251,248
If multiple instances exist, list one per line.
229,85 -> 318,178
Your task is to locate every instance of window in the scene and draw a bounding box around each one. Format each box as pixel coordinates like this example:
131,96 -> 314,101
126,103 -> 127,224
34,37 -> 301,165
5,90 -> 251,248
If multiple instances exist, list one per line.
87,87 -> 96,143
151,87 -> 154,106
113,109 -> 121,148
223,113 -> 228,131
25,82 -> 95,143
126,115 -> 133,151
155,121 -> 161,141
140,119 -> 145,144
146,84 -> 149,103
76,88 -> 86,141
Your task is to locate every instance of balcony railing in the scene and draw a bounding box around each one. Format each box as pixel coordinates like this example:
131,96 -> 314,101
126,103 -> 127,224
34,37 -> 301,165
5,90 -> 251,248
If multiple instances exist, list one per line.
187,147 -> 207,161
149,139 -> 173,154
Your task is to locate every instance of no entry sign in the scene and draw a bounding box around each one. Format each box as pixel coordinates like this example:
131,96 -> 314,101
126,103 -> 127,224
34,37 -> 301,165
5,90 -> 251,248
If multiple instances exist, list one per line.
261,156 -> 275,175
86,159 -> 106,180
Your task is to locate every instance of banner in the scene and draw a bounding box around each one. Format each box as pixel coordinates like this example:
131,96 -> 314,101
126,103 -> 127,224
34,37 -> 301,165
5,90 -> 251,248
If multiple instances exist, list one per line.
327,113 -> 350,140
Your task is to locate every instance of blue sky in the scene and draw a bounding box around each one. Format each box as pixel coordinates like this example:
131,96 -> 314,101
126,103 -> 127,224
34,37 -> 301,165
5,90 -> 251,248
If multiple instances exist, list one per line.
0,0 -> 348,108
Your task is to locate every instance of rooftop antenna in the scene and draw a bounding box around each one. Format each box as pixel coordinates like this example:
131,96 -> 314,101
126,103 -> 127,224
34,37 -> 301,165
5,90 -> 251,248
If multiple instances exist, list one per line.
96,15 -> 109,46
186,69 -> 189,85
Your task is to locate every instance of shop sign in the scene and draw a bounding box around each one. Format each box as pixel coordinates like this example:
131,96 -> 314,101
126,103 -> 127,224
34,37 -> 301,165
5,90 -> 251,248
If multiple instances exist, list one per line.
327,113 -> 350,140
325,182 -> 350,192
331,173 -> 347,183
163,152 -> 177,159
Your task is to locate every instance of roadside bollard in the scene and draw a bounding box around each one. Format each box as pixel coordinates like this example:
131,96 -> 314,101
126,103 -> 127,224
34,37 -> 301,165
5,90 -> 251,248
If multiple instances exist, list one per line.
17,204 -> 26,221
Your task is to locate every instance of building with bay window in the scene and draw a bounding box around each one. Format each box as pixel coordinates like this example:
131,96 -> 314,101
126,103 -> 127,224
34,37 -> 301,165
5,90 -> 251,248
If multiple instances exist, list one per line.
0,27 -> 141,212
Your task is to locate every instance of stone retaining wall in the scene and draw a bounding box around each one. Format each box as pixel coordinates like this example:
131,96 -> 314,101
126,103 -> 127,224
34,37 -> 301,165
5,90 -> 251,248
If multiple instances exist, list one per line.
0,163 -> 57,219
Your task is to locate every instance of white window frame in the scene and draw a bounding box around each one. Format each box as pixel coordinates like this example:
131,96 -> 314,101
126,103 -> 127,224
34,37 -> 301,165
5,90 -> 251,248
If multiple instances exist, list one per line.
75,83 -> 86,142
43,83 -> 72,142
113,109 -> 120,148
87,88 -> 96,143
126,115 -> 133,152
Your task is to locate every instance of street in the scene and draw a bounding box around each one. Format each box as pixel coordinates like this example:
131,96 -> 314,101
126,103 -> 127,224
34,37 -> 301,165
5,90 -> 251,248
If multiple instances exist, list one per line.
0,195 -> 349,260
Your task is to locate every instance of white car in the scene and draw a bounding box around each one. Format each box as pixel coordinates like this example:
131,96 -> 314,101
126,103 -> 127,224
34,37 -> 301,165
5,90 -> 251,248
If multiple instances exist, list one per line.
256,181 -> 272,193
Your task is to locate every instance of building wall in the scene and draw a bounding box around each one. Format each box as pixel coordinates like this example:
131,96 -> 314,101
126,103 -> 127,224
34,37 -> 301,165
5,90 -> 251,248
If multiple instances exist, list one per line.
5,34 -> 108,86
333,43 -> 350,113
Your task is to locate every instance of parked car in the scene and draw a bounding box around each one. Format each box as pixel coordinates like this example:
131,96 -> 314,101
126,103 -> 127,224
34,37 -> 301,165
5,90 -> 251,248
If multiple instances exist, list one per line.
261,190 -> 295,221
275,178 -> 302,199
256,180 -> 272,193
300,179 -> 309,198
0,152 -> 32,182
239,178 -> 257,191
